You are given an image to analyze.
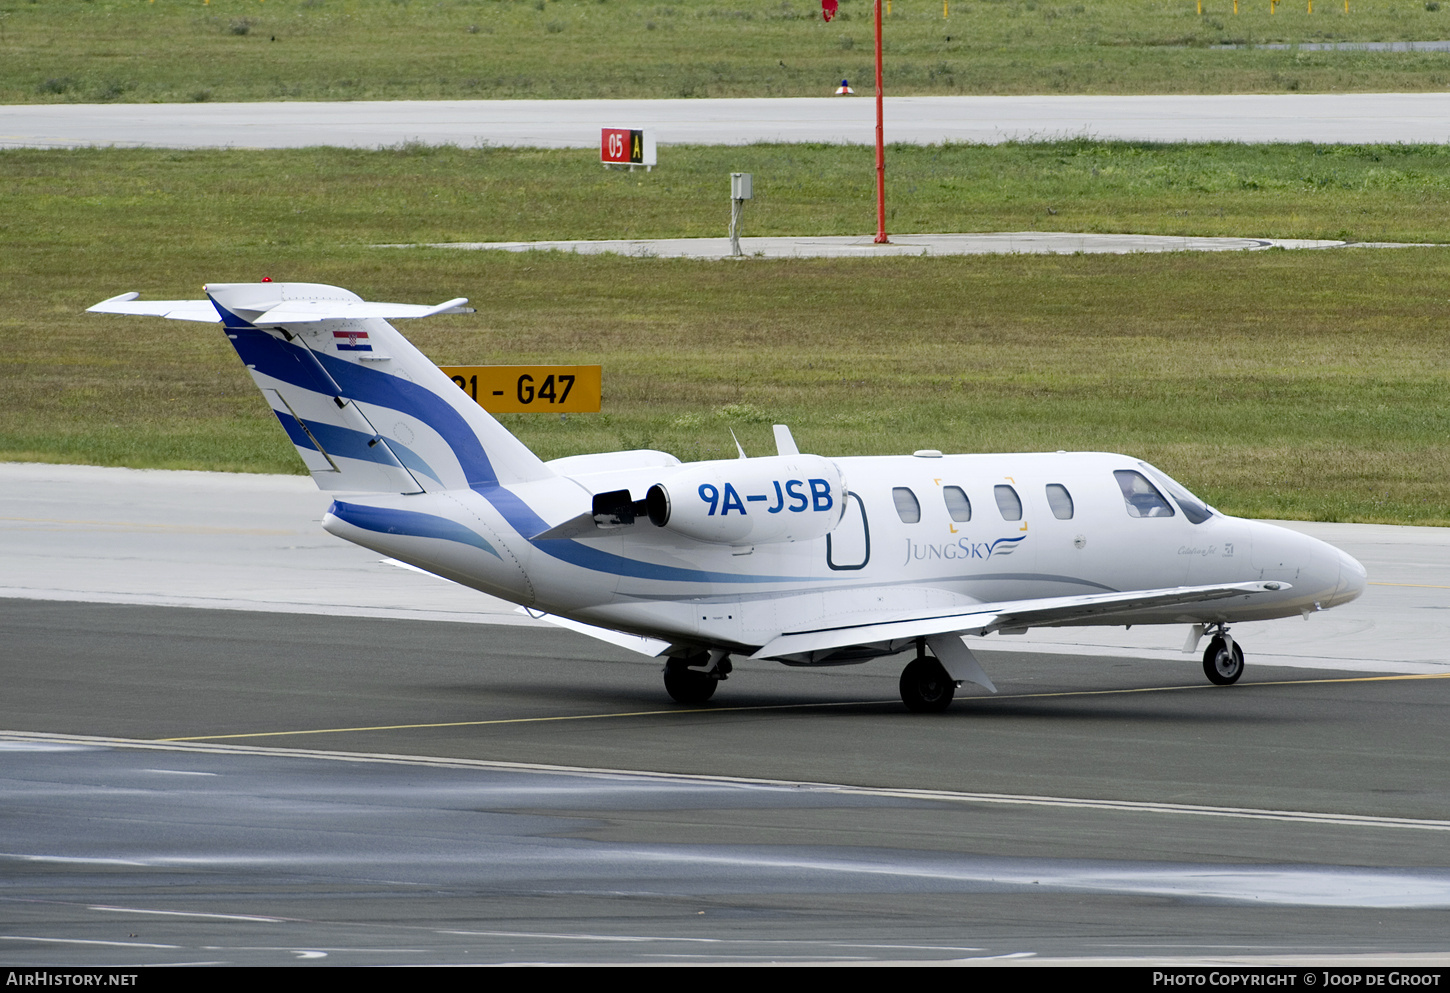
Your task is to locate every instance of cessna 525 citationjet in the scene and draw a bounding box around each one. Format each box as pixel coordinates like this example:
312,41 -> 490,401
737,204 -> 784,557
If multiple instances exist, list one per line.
91,282 -> 1367,712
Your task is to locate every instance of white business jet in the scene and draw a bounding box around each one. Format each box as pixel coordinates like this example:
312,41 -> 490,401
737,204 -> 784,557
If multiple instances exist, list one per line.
90,282 -> 1367,712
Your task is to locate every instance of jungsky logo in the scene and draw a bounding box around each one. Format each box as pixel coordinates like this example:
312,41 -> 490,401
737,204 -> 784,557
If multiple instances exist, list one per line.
903,534 -> 1026,566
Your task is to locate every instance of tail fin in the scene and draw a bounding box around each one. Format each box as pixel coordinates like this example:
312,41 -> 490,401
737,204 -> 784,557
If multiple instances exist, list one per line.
92,282 -> 553,493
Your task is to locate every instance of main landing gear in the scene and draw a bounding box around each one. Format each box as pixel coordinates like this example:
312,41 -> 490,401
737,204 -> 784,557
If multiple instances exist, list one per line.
1202,625 -> 1245,686
899,644 -> 957,713
663,651 -> 732,705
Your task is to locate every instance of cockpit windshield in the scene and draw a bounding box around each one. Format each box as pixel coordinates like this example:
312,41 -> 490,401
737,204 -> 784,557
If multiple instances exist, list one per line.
1138,462 -> 1214,524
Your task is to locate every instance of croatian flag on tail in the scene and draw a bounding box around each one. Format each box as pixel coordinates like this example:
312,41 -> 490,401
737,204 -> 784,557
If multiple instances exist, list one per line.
333,329 -> 372,352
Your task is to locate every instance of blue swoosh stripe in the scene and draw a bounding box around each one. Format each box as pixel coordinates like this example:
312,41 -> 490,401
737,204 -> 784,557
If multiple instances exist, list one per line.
220,303 -> 825,586
989,535 -> 1026,556
214,301 -> 496,486
472,482 -> 820,585
305,421 -> 405,470
318,351 -> 498,486
271,409 -> 318,450
385,438 -> 445,487
270,409 -> 442,485
329,501 -> 502,560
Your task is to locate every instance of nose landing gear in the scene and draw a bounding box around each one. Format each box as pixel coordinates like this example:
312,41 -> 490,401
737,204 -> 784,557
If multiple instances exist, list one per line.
1202,625 -> 1244,685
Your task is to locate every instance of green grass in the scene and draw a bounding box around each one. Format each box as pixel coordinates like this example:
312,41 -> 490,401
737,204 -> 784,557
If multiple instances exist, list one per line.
6,0 -> 1450,103
5,142 -> 1450,524
7,140 -> 1450,245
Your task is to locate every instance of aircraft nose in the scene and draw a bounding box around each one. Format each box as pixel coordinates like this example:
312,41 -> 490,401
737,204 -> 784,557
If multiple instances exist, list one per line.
1332,547 -> 1367,606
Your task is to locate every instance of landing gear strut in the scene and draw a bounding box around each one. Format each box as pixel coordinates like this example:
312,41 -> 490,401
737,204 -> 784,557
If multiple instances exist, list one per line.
1202,626 -> 1244,686
899,643 -> 957,713
663,651 -> 731,704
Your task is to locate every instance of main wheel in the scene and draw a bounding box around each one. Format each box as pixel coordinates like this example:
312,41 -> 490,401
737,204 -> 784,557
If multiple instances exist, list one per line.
899,657 -> 956,713
1202,636 -> 1244,686
663,658 -> 718,704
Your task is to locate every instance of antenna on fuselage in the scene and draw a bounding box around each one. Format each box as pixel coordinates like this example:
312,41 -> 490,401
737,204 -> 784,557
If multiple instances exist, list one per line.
772,424 -> 800,457
730,428 -> 747,460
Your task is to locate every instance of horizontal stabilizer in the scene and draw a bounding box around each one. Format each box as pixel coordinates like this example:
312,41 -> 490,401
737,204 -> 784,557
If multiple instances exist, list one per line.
753,581 -> 1289,660
253,298 -> 472,325
90,282 -> 553,492
87,294 -> 473,325
87,294 -> 220,323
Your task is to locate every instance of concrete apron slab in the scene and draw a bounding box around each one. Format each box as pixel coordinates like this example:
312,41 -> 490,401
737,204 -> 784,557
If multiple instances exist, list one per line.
385,232 -> 1432,259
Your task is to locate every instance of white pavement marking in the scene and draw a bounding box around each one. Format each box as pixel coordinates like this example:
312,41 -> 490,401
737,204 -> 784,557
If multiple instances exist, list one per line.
6,730 -> 1449,834
0,936 -> 182,949
6,94 -> 1450,150
2,462 -> 1442,675
89,906 -> 286,923
392,232 -> 1366,259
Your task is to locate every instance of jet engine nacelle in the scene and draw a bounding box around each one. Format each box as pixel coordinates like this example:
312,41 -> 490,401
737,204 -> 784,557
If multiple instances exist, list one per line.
645,455 -> 847,546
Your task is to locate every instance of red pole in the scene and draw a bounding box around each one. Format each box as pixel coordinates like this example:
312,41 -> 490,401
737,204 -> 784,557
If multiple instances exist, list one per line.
873,0 -> 888,243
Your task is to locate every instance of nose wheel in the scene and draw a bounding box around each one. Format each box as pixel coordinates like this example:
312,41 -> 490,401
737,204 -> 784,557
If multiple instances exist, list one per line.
1202,630 -> 1244,685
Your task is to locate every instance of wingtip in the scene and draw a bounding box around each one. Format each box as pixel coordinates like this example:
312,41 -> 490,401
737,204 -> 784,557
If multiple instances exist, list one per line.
88,291 -> 140,312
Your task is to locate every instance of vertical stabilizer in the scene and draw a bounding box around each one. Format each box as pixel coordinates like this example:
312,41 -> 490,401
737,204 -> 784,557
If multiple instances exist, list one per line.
204,282 -> 553,493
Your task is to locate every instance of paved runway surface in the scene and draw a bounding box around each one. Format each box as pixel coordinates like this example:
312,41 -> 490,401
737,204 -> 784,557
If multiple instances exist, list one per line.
3,463 -> 1450,964
6,94 -> 1450,150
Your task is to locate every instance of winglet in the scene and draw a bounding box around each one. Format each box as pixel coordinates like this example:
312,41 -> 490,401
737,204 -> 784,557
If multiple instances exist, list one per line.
415,297 -> 473,318
91,292 -> 140,307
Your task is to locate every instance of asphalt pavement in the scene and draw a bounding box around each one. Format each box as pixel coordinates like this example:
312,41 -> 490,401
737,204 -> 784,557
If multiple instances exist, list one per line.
6,93 -> 1450,150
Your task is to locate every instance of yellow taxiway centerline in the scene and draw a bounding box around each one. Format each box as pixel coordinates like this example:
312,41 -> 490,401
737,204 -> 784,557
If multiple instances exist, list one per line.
159,672 -> 1450,743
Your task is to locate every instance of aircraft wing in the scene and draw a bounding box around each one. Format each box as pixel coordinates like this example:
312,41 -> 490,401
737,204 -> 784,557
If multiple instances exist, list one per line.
752,581 -> 1288,661
87,293 -> 220,323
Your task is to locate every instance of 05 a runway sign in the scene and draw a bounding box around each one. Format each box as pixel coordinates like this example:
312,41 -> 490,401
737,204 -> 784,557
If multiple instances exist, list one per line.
441,365 -> 602,413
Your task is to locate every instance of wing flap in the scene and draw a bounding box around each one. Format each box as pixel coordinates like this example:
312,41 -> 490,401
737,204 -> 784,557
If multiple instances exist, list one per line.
753,581 -> 1288,660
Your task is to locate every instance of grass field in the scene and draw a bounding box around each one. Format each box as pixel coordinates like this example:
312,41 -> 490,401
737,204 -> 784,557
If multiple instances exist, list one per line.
6,0 -> 1450,103
8,140 -> 1450,245
5,141 -> 1450,524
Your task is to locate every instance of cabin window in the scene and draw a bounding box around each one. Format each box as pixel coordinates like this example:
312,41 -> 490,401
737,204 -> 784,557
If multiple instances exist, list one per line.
942,485 -> 972,522
1045,483 -> 1074,520
994,484 -> 1023,521
1113,469 -> 1175,518
892,487 -> 921,524
1139,462 -> 1213,525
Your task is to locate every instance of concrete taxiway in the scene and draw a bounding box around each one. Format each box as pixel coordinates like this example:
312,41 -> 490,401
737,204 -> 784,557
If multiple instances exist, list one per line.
400,232 -> 1366,259
4,603 -> 1450,965
4,462 -> 1448,964
6,93 -> 1450,150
